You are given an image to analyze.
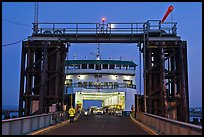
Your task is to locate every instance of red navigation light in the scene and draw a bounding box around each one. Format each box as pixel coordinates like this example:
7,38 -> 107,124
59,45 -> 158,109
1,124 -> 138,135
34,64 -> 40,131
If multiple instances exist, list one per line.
161,5 -> 174,23
102,17 -> 106,22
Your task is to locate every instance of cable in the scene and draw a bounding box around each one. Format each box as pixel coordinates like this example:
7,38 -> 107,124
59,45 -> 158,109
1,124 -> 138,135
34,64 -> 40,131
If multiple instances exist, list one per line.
2,37 -> 28,47
3,19 -> 32,27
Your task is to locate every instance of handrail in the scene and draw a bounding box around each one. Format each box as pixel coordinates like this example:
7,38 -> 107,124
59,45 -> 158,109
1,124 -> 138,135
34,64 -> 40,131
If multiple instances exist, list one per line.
2,111 -> 68,135
144,113 -> 202,130
135,112 -> 202,135
32,21 -> 177,35
65,83 -> 136,89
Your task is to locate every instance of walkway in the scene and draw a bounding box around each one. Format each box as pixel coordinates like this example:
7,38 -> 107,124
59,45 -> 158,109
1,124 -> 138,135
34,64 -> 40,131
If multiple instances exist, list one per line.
43,113 -> 149,135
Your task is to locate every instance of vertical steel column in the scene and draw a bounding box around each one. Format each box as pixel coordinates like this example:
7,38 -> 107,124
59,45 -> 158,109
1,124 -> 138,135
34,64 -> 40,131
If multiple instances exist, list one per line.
179,41 -> 189,122
39,41 -> 48,114
25,47 -> 34,116
19,41 -> 26,117
146,47 -> 154,113
138,42 -> 142,96
34,48 -> 42,96
60,44 -> 67,110
160,43 -> 168,117
55,47 -> 60,103
143,22 -> 149,113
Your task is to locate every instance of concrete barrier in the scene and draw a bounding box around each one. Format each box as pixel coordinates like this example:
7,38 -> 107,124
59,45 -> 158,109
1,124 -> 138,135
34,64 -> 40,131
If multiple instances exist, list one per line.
135,112 -> 202,135
2,111 -> 68,135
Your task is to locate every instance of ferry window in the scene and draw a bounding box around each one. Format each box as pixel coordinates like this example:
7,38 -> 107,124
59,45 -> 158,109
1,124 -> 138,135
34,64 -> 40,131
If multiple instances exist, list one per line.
94,82 -> 98,88
116,64 -> 121,69
89,64 -> 94,69
68,64 -> 75,69
96,64 -> 101,70
122,65 -> 128,70
66,79 -> 72,87
74,64 -> 80,69
82,64 -> 87,69
109,82 -> 113,87
129,65 -> 135,70
109,64 -> 115,69
83,82 -> 87,88
114,82 -> 118,88
78,82 -> 82,87
88,82 -> 93,88
103,64 -> 108,69
123,80 -> 132,84
104,82 -> 108,88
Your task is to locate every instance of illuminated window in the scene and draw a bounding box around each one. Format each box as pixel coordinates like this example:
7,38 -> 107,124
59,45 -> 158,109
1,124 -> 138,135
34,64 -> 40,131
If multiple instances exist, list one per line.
114,82 -> 118,88
109,82 -> 113,87
88,82 -> 93,87
68,64 -> 75,69
116,64 -> 121,69
122,65 -> 128,70
83,82 -> 87,88
104,82 -> 108,88
74,64 -> 80,69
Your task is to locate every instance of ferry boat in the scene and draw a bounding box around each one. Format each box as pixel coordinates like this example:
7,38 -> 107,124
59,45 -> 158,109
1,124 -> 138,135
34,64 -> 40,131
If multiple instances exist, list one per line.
64,46 -> 137,114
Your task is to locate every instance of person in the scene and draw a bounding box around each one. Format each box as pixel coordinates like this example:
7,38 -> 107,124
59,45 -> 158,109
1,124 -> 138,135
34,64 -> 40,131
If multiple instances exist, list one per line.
131,105 -> 134,115
68,106 -> 76,123
56,102 -> 60,112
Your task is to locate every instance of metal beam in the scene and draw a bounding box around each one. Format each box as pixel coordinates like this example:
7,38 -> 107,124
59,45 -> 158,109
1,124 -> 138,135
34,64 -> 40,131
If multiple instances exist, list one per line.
28,35 -> 180,43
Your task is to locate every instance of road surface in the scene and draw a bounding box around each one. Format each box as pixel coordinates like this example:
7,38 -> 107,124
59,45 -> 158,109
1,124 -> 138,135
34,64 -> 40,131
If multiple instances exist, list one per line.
43,113 -> 149,135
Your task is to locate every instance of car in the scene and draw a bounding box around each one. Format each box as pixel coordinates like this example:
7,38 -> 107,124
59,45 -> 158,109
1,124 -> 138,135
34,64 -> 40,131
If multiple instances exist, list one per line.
84,111 -> 89,116
84,108 -> 91,116
115,110 -> 122,116
94,108 -> 103,115
108,109 -> 114,115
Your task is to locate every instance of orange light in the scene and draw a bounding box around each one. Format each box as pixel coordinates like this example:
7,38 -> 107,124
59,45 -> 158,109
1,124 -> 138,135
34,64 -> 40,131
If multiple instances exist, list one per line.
102,17 -> 106,22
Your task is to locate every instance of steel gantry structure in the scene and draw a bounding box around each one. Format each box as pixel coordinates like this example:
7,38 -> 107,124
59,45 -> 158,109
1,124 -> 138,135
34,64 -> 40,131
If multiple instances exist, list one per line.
18,20 -> 189,122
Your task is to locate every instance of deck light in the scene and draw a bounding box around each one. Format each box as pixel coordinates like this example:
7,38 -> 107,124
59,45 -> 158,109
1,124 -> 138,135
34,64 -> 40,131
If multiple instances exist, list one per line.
102,17 -> 106,22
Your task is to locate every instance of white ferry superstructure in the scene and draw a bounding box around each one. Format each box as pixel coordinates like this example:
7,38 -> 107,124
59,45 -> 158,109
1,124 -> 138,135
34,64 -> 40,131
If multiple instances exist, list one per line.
64,59 -> 137,112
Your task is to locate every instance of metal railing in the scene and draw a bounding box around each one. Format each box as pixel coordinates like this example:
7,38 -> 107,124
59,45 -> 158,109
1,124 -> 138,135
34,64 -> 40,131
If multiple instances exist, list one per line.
65,68 -> 136,75
32,20 -> 177,36
2,111 -> 68,135
135,112 -> 202,135
65,83 -> 136,89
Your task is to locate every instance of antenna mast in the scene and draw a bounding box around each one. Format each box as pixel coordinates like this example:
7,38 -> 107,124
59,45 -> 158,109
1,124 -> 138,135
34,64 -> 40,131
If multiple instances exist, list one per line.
96,43 -> 101,60
34,2 -> 39,33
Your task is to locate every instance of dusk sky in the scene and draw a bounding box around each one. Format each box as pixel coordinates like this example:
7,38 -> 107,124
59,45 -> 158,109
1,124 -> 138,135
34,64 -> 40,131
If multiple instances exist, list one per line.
2,2 -> 202,108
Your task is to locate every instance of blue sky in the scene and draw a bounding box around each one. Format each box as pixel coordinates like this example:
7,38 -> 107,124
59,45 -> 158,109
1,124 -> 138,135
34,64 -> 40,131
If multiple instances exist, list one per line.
2,2 -> 202,108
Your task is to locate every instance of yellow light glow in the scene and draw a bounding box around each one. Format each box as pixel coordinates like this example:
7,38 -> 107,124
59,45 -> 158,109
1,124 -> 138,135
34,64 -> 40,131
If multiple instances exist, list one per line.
78,75 -> 86,80
110,24 -> 116,28
124,75 -> 131,80
102,17 -> 106,22
111,75 -> 118,80
66,75 -> 72,79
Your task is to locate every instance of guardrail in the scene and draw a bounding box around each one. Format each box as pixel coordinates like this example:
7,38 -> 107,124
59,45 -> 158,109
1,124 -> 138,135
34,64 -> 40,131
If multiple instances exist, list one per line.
32,20 -> 177,35
65,68 -> 136,75
2,111 -> 68,135
65,83 -> 136,89
135,112 -> 202,135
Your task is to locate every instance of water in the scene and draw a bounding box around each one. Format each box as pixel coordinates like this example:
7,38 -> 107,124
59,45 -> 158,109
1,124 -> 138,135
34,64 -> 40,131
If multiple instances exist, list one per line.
2,105 -> 19,120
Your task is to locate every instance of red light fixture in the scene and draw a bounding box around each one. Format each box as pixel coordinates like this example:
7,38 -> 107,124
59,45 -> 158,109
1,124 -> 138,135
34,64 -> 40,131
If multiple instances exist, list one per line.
102,17 -> 106,22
